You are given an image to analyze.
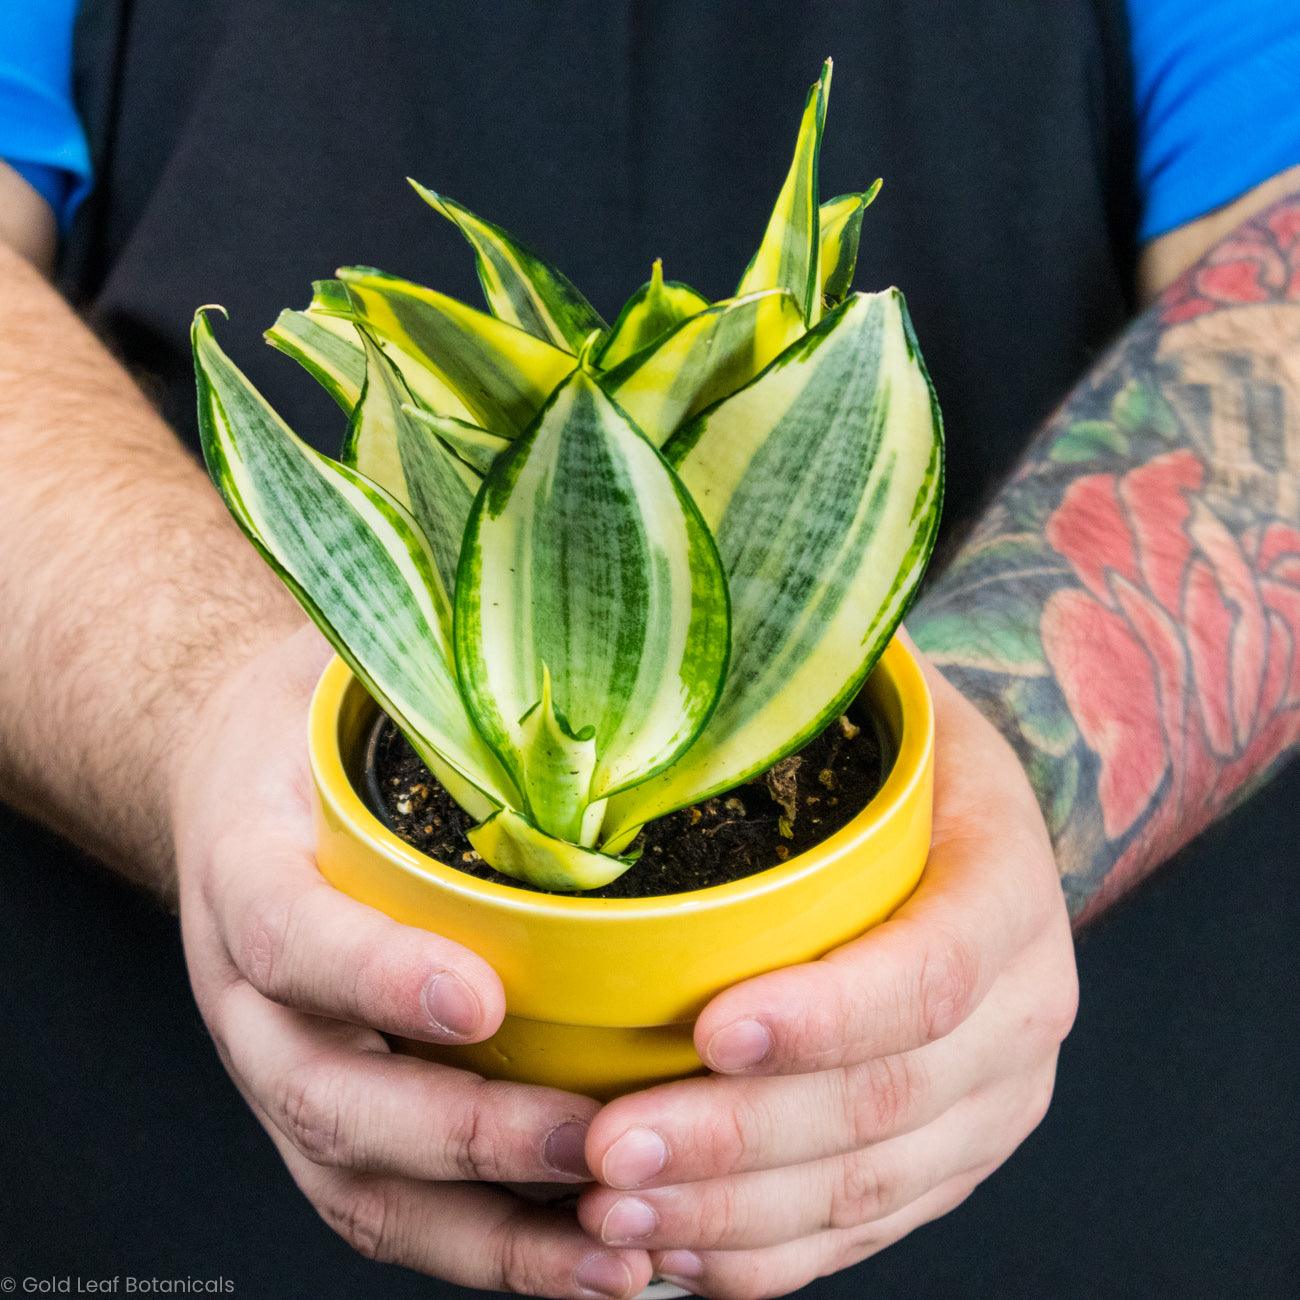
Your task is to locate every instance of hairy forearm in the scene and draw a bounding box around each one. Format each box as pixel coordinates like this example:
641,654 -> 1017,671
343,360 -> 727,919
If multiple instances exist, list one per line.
911,187 -> 1300,923
0,242 -> 301,892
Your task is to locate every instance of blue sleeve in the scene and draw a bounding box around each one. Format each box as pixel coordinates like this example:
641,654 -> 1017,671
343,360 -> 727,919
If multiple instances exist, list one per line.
0,0 -> 91,231
1129,0 -> 1300,242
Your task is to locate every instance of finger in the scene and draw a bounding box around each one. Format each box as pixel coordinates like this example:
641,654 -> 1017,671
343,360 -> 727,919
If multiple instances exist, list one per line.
586,968 -> 1048,1188
578,1087 -> 1008,1252
218,979 -> 599,1183
694,672 -> 1058,1074
647,1169 -> 985,1299
211,837 -> 507,1043
692,869 -> 1016,1076
267,1125 -> 653,1298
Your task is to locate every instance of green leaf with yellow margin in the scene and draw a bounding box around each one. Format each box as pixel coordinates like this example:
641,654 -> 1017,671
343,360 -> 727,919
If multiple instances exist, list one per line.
337,266 -> 574,435
192,309 -> 516,817
737,59 -> 832,326
596,259 -> 710,368
343,329 -> 478,604
265,279 -> 480,423
468,807 -> 632,891
603,289 -> 804,447
454,362 -> 730,826
514,667 -> 604,845
409,181 -> 606,351
819,181 -> 881,302
264,282 -> 366,412
399,404 -> 512,477
602,288 -> 943,845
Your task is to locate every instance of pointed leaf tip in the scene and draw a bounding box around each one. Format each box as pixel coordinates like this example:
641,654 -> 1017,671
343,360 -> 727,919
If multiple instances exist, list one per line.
737,61 -> 832,325
407,177 -> 450,218
595,265 -> 711,371
818,183 -> 884,303
408,185 -> 606,351
577,329 -> 604,371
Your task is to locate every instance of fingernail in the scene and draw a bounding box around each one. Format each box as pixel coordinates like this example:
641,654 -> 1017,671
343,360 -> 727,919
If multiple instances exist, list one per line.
575,1250 -> 634,1298
421,970 -> 481,1039
601,1126 -> 668,1189
706,1018 -> 773,1071
601,1196 -> 657,1244
658,1250 -> 704,1284
543,1120 -> 591,1180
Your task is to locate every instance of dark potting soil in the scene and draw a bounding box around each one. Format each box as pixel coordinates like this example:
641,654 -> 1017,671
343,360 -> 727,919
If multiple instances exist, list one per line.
365,709 -> 889,898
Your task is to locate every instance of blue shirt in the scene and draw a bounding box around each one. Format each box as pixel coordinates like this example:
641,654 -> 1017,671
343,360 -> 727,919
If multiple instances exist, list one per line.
1129,1 -> 1300,239
2,1 -> 1299,240
0,0 -> 90,230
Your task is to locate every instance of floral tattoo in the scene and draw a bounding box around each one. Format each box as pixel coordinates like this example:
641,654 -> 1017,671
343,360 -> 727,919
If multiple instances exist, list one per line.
911,191 -> 1300,922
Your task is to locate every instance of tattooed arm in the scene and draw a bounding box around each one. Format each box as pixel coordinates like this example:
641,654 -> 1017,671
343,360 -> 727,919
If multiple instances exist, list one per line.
910,175 -> 1300,924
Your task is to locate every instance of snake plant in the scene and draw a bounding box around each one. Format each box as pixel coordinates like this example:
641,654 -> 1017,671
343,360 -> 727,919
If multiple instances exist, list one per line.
192,62 -> 944,890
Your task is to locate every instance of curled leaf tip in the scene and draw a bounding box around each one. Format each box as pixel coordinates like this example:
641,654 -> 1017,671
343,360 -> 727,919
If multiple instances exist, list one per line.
577,329 -> 604,371
650,258 -> 665,288
194,304 -> 229,323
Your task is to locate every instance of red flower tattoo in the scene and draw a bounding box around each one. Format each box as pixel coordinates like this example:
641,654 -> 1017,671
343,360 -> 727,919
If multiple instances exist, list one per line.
1041,449 -> 1300,916
1161,203 -> 1300,324
914,188 -> 1300,921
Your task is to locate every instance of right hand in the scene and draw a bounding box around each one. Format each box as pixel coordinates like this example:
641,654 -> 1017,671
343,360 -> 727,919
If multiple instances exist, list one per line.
169,625 -> 651,1297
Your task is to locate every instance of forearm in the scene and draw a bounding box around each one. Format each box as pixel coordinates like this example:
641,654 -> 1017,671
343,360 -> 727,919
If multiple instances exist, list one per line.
0,241 -> 301,893
911,186 -> 1300,923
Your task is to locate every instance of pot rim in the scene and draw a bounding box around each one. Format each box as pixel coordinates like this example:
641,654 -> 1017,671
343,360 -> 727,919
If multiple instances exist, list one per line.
309,636 -> 933,923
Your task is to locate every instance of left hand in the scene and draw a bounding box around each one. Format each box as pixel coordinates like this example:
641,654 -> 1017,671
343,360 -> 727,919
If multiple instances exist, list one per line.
576,657 -> 1079,1298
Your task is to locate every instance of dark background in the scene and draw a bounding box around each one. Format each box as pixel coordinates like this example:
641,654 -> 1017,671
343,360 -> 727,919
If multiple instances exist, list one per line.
2,763 -> 1295,1299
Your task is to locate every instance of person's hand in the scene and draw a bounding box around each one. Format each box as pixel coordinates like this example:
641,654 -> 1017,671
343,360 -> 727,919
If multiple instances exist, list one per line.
575,655 -> 1079,1298
170,626 -> 652,1298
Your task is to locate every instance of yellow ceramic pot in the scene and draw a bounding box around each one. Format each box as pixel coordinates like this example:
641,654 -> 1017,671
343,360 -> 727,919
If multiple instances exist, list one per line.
309,636 -> 934,1101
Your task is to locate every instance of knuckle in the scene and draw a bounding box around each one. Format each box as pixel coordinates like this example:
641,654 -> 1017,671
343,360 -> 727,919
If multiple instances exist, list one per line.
320,1182 -> 396,1262
237,894 -> 295,1000
829,1151 -> 893,1229
494,1217 -> 554,1296
446,1082 -> 511,1182
847,1053 -> 920,1144
699,1175 -> 745,1246
917,930 -> 981,1042
700,1094 -> 760,1177
691,1180 -> 743,1248
1022,967 -> 1079,1048
776,984 -> 854,1069
347,937 -> 409,1028
835,1226 -> 885,1274
278,1064 -> 353,1167
834,1241 -> 873,1276
1024,1072 -> 1058,1133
